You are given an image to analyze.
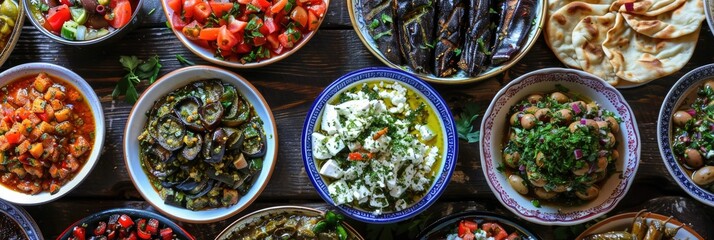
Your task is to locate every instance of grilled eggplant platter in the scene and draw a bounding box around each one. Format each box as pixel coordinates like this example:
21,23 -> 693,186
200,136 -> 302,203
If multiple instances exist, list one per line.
349,0 -> 545,84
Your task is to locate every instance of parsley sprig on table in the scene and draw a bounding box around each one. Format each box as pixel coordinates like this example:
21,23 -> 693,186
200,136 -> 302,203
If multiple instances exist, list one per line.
112,55 -> 162,104
455,102 -> 481,143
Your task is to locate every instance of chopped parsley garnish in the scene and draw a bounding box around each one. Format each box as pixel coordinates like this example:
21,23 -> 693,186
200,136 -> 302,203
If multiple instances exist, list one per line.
246,4 -> 261,12
369,19 -> 380,30
476,37 -> 491,55
372,30 -> 392,40
381,13 -> 393,24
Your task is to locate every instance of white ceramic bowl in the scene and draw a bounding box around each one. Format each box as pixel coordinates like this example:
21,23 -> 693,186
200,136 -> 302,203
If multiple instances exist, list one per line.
480,68 -> 640,225
0,63 -> 105,205
657,63 -> 714,207
301,67 -> 458,224
214,206 -> 364,240
160,0 -> 330,68
123,65 -> 278,223
576,212 -> 704,239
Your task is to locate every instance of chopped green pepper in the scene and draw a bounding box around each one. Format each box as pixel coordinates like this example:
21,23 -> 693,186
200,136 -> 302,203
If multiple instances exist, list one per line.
61,20 -> 79,40
70,7 -> 87,25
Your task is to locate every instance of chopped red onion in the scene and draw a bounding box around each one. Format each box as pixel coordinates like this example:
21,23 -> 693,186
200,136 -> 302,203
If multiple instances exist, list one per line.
580,118 -> 587,125
588,161 -> 597,174
686,109 -> 696,116
572,103 -> 582,114
574,149 -> 583,159
519,165 -> 526,172
625,2 -> 634,11
96,5 -> 106,15
598,150 -> 609,157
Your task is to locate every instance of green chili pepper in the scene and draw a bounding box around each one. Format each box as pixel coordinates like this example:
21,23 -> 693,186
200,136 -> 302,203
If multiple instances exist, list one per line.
325,211 -> 338,225
312,220 -> 327,233
336,224 -> 348,240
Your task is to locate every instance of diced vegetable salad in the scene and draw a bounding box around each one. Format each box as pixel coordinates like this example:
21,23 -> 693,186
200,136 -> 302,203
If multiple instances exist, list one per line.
29,0 -> 136,41
166,0 -> 327,63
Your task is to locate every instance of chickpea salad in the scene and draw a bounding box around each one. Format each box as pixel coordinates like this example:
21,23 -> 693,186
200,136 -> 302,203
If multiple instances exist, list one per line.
312,81 -> 442,214
502,87 -> 622,206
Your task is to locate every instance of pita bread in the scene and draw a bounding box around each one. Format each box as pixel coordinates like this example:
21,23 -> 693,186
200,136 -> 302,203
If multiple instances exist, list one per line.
572,13 -> 620,85
615,0 -> 686,16
602,13 -> 699,82
621,0 -> 704,39
547,0 -> 615,16
547,2 -> 611,68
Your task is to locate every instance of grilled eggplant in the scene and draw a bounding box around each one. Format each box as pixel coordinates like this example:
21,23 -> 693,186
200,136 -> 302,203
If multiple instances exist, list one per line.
434,0 -> 467,77
458,0 -> 492,77
361,0 -> 403,64
397,0 -> 435,74
491,0 -> 535,65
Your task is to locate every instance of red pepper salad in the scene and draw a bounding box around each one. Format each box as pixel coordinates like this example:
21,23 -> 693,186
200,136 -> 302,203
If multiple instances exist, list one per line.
166,0 -> 327,63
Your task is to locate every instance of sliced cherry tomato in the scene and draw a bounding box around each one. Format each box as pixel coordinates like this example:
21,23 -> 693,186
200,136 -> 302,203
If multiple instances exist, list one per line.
182,20 -> 203,40
167,0 -> 182,13
108,0 -> 132,29
106,230 -> 117,240
210,2 -> 234,17
46,5 -> 71,32
192,2 -> 212,23
146,218 -> 159,235
117,214 -> 134,228
182,0 -> 198,19
217,25 -> 238,51
227,17 -> 247,33
93,221 -> 107,236
5,132 -> 21,144
290,6 -> 308,28
198,27 -> 220,40
270,0 -> 287,13
72,226 -> 86,240
160,228 -> 173,240
171,13 -> 188,30
307,1 -> 326,17
136,219 -> 151,240
457,222 -> 471,237
462,220 -> 478,231
125,231 -> 137,240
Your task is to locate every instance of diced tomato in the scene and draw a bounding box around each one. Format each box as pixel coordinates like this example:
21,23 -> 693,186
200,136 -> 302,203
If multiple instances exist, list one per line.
36,113 -> 50,122
307,10 -> 319,31
506,232 -> 520,240
108,0 -> 132,29
146,219 -> 159,235
93,221 -> 106,236
171,13 -> 188,30
192,2 -> 212,23
59,0 -> 73,6
266,33 -> 280,50
237,0 -> 251,4
462,232 -> 475,240
125,231 -> 137,240
210,2 -> 234,17
167,0 -> 182,13
18,153 -> 30,165
198,27 -> 220,40
270,0 -> 287,13
136,219 -> 151,240
182,0 -> 199,19
235,43 -> 252,54
252,0 -> 272,9
291,6 -> 308,28
272,45 -> 284,54
117,214 -> 134,228
278,32 -> 293,49
217,26 -> 238,51
46,5 -> 71,32
252,36 -> 266,46
72,226 -> 86,240
5,132 -> 21,144
462,220 -> 478,231
458,222 -> 471,237
15,108 -> 31,120
307,1 -> 326,17
159,228 -> 173,240
182,20 -> 202,40
227,17 -> 247,33
263,17 -> 278,34
482,223 -> 509,240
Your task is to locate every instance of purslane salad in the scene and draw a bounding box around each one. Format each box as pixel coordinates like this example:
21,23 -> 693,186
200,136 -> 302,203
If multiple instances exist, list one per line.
312,81 -> 442,214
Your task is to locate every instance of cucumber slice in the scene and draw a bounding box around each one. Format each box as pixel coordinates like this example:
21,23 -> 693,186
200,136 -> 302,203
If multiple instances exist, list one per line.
60,20 -> 79,40
70,7 -> 87,25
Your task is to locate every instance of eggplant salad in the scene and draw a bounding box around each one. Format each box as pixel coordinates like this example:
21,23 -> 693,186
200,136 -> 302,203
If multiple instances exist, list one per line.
137,79 -> 267,211
359,0 -> 536,78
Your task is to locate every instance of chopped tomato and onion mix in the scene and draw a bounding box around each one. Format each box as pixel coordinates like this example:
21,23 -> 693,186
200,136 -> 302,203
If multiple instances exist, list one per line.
66,213 -> 180,240
167,0 -> 327,64
0,73 -> 95,195
30,0 -> 137,41
449,220 -> 520,240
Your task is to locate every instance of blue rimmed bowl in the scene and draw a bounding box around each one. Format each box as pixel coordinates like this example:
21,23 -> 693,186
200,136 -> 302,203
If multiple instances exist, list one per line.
301,67 -> 457,224
0,199 -> 43,239
658,64 -> 714,207
481,68 -> 640,225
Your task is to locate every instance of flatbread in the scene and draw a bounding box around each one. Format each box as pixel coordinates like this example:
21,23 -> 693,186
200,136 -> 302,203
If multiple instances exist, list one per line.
546,2 -> 611,68
547,0 -> 615,16
602,13 -> 699,82
615,0 -> 686,16
572,13 -> 620,85
621,0 -> 704,39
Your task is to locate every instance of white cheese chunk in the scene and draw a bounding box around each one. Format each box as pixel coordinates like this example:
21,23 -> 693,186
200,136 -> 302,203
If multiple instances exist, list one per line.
364,134 -> 391,153
311,132 -> 332,159
335,99 -> 371,116
321,104 -> 341,135
416,124 -> 436,141
328,180 -> 353,205
394,199 -> 408,211
324,134 -> 345,156
319,159 -> 343,179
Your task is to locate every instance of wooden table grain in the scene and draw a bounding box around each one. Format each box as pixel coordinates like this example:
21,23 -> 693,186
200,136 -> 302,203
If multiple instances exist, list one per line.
4,0 -> 714,239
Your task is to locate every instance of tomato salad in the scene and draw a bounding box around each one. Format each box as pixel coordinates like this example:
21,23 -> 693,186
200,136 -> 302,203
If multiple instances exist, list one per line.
447,220 -> 520,240
29,0 -> 137,41
65,214 -> 182,240
0,73 -> 95,195
166,0 -> 327,64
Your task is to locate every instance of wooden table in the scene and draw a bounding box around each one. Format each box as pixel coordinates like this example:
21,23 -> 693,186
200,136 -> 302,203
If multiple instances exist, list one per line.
4,0 -> 714,239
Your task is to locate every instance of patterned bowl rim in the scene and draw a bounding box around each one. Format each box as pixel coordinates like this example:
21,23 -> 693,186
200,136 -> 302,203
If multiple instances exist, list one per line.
657,63 -> 714,207
301,67 -> 458,224
0,199 -> 43,240
479,68 -> 641,225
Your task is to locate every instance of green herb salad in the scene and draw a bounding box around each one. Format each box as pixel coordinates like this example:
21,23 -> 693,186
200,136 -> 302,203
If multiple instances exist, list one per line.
671,80 -> 714,192
502,87 -> 622,205
312,81 -> 443,214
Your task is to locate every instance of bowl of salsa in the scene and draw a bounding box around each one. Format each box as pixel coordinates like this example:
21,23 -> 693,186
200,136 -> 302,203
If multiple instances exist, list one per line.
23,0 -> 143,45
0,62 -> 105,205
